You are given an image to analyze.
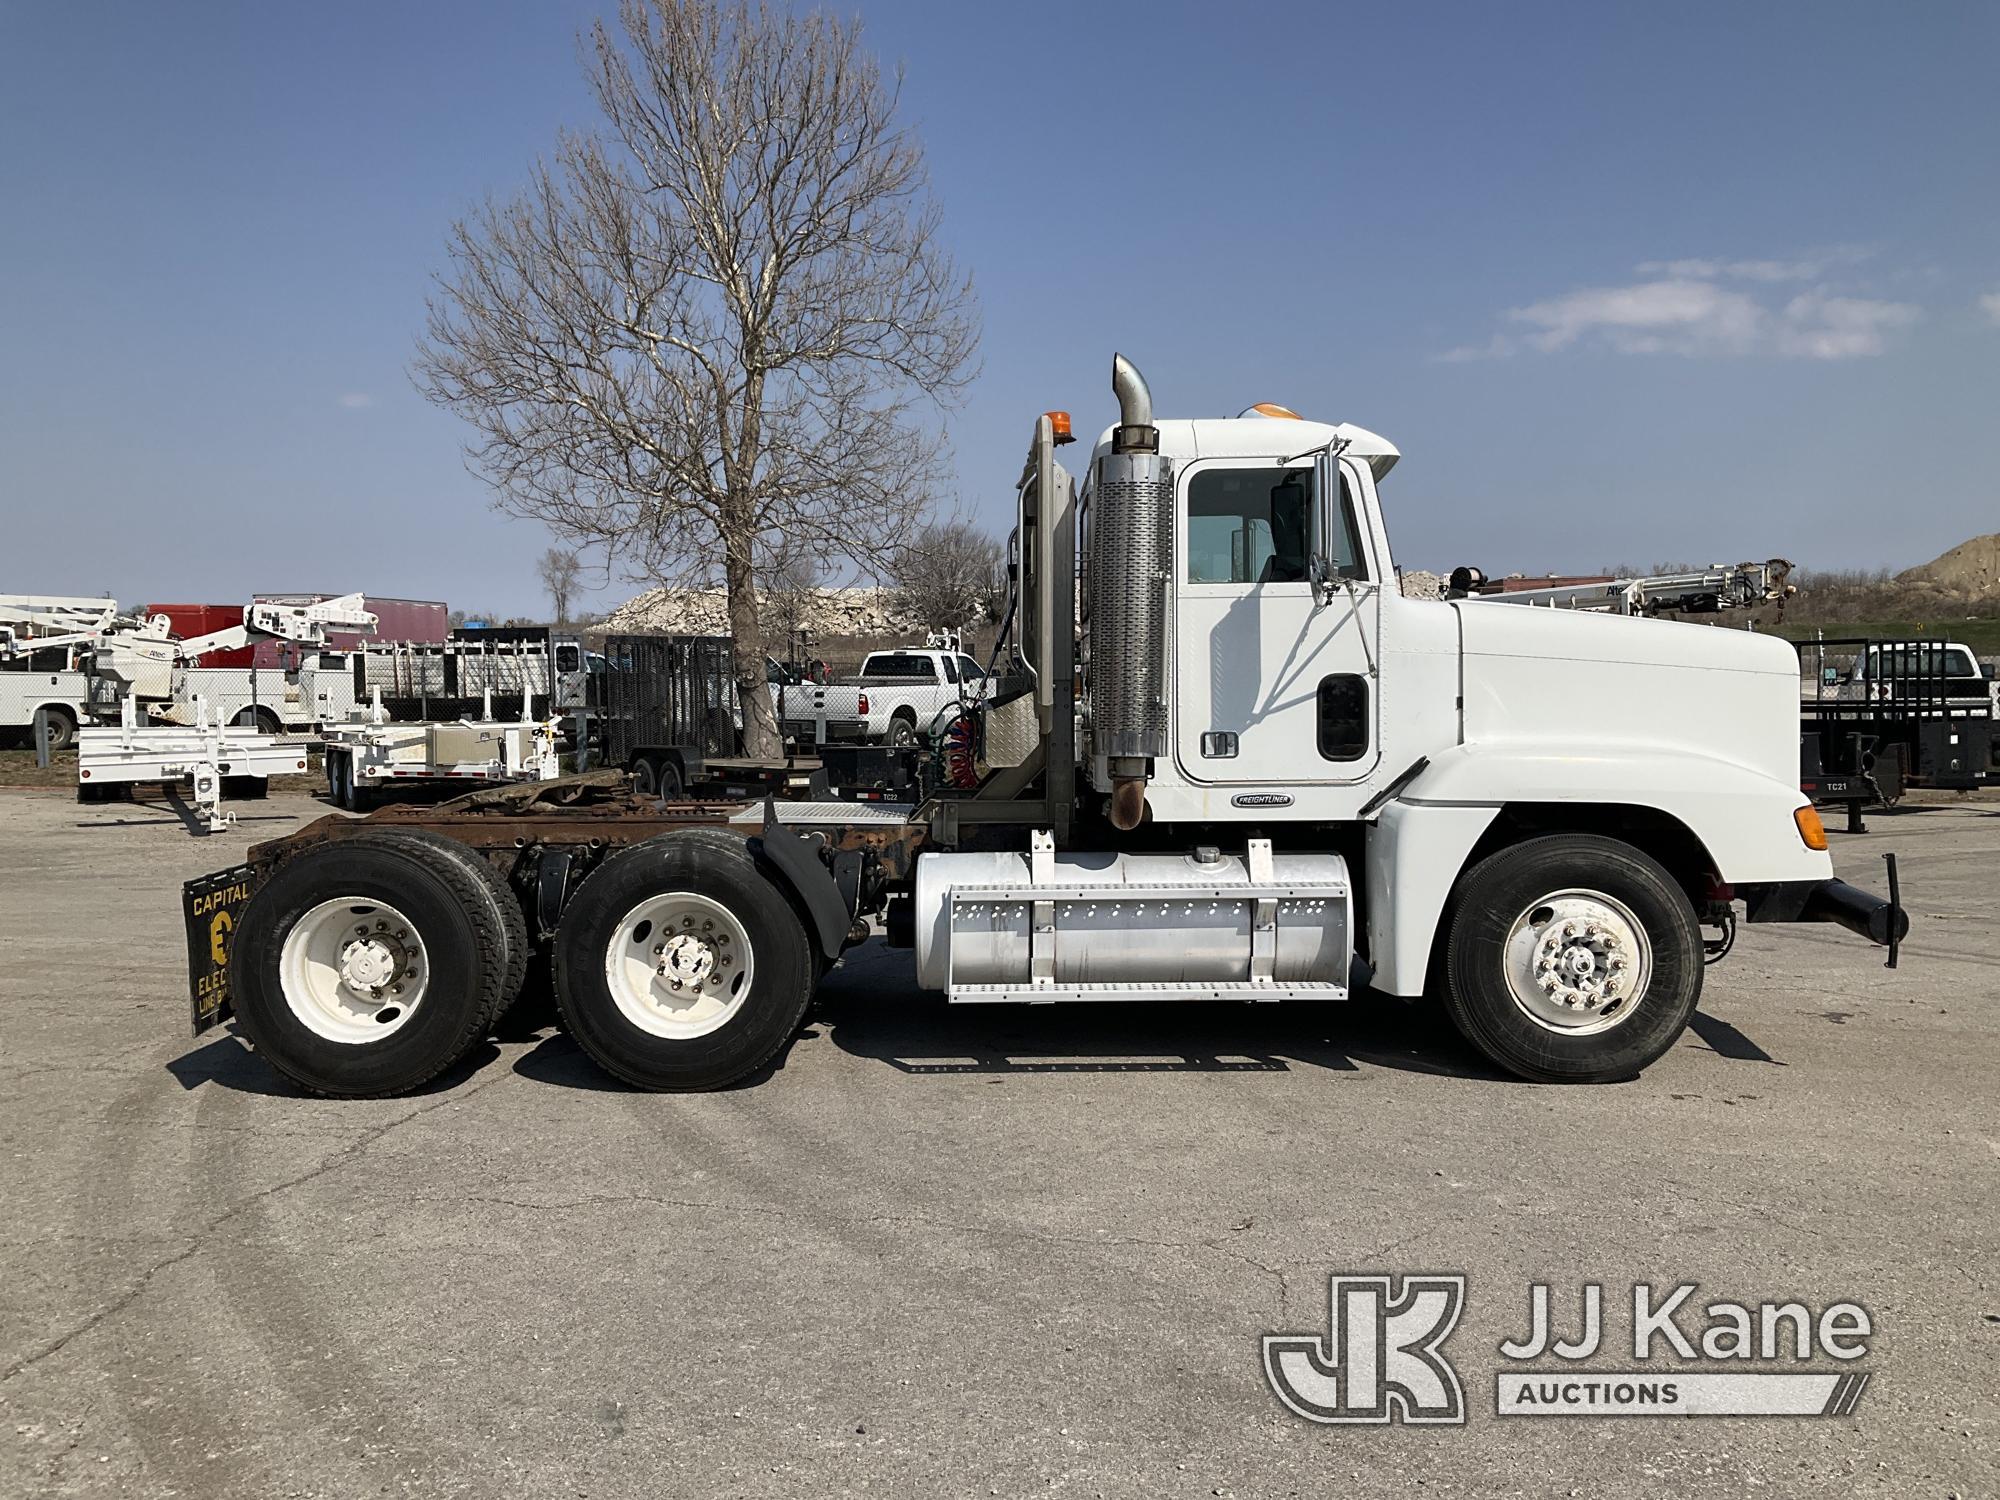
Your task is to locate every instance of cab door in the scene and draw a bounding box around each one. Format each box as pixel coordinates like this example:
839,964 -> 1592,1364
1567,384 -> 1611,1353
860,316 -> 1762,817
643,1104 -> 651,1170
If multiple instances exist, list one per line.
1172,454 -> 1381,786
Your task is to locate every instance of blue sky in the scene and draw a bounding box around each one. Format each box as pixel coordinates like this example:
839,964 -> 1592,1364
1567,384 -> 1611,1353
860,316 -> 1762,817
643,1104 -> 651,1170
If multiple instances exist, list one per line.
2,1 -> 1995,616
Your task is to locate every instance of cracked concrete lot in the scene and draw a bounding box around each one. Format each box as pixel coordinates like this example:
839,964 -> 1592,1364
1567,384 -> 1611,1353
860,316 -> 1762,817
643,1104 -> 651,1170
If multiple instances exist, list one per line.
1,787 -> 1995,1497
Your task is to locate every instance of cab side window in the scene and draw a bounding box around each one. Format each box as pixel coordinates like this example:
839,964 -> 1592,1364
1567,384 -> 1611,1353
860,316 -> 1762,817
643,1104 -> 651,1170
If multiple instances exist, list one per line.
1185,465 -> 1369,584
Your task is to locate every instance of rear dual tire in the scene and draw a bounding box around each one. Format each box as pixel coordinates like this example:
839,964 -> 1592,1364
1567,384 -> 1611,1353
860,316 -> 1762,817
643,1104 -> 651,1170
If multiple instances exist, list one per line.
553,831 -> 815,1091
229,833 -> 529,1097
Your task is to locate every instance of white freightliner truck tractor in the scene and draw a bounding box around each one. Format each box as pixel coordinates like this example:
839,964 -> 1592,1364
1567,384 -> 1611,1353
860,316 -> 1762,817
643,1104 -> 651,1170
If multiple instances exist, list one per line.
179,356 -> 1907,1094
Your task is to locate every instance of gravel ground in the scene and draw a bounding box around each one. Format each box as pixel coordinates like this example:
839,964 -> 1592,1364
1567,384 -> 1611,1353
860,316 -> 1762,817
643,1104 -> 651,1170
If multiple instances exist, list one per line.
1,788 -> 1994,1498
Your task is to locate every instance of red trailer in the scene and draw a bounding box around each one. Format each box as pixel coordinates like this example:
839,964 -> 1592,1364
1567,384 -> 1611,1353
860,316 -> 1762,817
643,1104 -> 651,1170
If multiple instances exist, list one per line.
140,603 -> 250,666
141,596 -> 449,667
253,595 -> 448,667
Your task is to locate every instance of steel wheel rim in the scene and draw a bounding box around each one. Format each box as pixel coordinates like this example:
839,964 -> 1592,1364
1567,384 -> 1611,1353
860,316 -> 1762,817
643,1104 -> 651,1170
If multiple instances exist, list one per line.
603,891 -> 755,1040
1501,887 -> 1653,1036
279,897 -> 431,1043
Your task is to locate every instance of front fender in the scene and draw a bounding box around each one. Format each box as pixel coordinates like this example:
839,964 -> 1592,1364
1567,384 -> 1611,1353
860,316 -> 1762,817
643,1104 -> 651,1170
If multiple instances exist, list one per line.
1404,742 -> 1832,886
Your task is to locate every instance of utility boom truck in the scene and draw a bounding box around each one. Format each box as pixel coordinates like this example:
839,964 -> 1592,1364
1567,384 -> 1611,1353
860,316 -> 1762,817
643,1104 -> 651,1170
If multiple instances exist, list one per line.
182,357 -> 1905,1094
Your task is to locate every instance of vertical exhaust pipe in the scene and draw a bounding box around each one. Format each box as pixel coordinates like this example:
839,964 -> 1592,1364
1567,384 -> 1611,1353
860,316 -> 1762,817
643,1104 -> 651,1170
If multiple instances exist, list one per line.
1111,353 -> 1156,449
1091,354 -> 1172,831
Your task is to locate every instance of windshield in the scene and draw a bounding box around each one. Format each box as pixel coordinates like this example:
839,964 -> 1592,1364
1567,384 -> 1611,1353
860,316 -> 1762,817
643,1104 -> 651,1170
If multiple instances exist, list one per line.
1873,646 -> 1979,680
863,653 -> 937,680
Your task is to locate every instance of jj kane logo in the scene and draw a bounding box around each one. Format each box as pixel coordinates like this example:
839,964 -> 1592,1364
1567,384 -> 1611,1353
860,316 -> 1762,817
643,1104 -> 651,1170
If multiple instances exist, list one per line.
1262,1276 -> 1467,1424
1264,1276 -> 1874,1424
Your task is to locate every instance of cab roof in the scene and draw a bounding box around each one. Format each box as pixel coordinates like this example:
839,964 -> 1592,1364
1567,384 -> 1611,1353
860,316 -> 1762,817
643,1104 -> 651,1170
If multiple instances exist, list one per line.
1090,416 -> 1401,480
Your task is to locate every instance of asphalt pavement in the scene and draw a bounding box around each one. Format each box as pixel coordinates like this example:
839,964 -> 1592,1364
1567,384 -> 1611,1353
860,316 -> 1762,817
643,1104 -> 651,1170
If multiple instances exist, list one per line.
1,787 -> 1994,1497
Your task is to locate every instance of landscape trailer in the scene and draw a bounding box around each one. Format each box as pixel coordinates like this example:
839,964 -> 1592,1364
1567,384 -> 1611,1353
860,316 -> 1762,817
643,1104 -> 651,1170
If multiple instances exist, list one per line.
598,632 -> 771,797
180,356 -> 1907,1094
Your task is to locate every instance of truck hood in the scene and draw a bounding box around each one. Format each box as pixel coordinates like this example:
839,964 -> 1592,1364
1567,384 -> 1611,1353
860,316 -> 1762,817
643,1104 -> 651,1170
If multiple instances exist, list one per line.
1452,603 -> 1802,787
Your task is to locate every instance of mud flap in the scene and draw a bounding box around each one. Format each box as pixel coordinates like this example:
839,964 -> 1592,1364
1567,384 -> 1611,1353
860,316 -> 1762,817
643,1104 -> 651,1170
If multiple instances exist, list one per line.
184,864 -> 256,1033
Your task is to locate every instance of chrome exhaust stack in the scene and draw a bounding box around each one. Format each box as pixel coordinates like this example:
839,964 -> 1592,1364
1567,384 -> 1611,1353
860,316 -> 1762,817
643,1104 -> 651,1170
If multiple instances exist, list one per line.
1090,354 -> 1172,830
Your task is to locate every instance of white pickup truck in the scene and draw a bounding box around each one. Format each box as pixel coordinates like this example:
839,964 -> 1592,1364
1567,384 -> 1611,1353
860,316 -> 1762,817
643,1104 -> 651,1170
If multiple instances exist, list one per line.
777,647 -> 986,747
1812,639 -> 1999,712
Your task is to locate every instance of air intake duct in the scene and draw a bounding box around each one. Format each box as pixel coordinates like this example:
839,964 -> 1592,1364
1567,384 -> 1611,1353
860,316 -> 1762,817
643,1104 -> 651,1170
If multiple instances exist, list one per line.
1091,354 -> 1172,829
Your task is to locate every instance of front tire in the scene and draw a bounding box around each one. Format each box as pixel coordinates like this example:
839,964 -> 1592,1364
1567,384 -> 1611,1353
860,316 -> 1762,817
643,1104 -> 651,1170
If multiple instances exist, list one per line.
229,835 -> 510,1096
552,830 -> 815,1090
1442,834 -> 1702,1083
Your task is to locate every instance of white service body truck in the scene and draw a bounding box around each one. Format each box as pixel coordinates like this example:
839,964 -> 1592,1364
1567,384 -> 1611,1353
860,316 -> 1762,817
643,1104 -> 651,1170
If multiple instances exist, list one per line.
0,667 -> 93,750
0,596 -> 119,749
182,356 -> 1903,1096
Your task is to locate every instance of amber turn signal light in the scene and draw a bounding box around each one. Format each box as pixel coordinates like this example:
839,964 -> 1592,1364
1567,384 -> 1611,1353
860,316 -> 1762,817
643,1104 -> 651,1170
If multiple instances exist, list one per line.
1794,805 -> 1828,851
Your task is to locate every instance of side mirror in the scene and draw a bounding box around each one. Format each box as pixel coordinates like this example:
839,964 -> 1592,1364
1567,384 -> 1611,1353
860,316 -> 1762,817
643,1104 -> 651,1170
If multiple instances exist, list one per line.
1309,449 -> 1339,608
1984,663 -> 1997,682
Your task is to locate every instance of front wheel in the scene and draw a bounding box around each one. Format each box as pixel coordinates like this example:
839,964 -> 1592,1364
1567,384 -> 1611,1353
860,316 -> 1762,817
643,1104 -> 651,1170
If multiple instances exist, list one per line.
1442,834 -> 1703,1083
552,830 -> 815,1090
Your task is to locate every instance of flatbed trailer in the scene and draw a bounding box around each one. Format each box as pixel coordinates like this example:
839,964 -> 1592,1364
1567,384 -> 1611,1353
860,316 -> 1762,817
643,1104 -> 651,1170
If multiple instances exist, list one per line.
1798,635 -> 1993,832
181,355 -> 1907,1097
319,707 -> 561,811
79,697 -> 312,831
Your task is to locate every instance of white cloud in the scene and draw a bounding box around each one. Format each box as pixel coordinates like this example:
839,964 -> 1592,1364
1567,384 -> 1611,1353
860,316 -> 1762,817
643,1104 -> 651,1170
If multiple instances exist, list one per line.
1633,247 -> 1872,283
1509,278 -> 1770,356
1433,333 -> 1516,363
337,392 -> 376,409
1437,268 -> 1921,362
1772,292 -> 1921,359
1980,291 -> 2000,326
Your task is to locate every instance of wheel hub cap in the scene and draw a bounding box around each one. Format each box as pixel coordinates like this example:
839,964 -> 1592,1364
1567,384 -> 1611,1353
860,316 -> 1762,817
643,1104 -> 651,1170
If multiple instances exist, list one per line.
339,935 -> 409,992
1504,891 -> 1653,1036
605,893 -> 754,1040
659,931 -> 717,986
279,899 -> 430,1043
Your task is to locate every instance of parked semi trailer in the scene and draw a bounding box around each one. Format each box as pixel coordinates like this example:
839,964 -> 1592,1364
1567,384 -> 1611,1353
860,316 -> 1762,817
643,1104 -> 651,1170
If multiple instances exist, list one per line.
181,356 -> 1906,1092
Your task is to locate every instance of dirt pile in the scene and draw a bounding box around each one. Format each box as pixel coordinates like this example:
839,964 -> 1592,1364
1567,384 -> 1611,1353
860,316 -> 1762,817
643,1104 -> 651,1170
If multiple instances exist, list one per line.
1897,534 -> 2000,598
604,585 -> 913,638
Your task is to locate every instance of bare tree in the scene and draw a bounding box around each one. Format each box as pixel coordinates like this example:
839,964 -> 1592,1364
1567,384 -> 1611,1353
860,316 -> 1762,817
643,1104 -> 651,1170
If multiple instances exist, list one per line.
759,547 -> 821,656
413,0 -> 977,755
890,520 -> 1002,633
537,547 -> 584,624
